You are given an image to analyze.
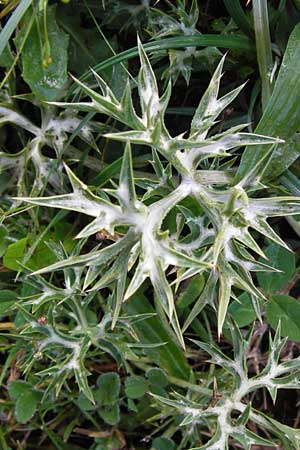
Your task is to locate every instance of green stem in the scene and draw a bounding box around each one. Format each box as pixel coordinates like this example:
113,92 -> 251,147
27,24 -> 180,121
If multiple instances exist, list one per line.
73,296 -> 89,330
253,0 -> 273,110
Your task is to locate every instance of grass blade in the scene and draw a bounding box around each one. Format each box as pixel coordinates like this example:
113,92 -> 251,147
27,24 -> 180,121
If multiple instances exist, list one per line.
253,0 -> 273,109
236,23 -> 300,182
0,0 -> 32,57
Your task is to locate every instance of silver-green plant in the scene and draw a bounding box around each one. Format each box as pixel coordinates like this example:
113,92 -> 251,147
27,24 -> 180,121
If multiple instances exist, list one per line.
16,39 -> 300,345
0,95 -> 100,195
152,321 -> 300,449
148,0 -> 203,83
15,239 -> 156,403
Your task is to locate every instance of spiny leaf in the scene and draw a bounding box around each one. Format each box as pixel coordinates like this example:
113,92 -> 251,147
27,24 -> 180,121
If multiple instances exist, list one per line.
30,231 -> 136,276
218,268 -> 233,338
117,142 -> 137,208
137,36 -> 160,125
190,54 -> 226,138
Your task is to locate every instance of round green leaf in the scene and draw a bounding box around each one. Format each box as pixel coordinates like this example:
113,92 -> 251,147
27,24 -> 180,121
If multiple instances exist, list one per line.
15,390 -> 39,424
146,368 -> 168,388
267,294 -> 300,340
8,380 -> 32,400
152,437 -> 176,450
96,372 -> 120,405
125,375 -> 149,399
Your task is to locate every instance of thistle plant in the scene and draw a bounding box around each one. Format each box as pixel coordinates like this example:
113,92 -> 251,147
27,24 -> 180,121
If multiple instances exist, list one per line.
16,39 -> 300,344
153,321 -> 300,449
9,239 -> 156,403
148,0 -> 203,83
0,96 -> 100,196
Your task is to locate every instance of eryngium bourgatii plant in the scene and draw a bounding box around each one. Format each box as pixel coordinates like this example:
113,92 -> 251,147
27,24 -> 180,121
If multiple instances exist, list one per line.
0,99 -> 98,195
153,321 -> 300,450
16,39 -> 300,350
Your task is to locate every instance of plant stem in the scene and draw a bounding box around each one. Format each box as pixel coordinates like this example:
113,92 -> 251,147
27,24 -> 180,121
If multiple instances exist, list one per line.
73,296 -> 89,330
253,0 -> 273,110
